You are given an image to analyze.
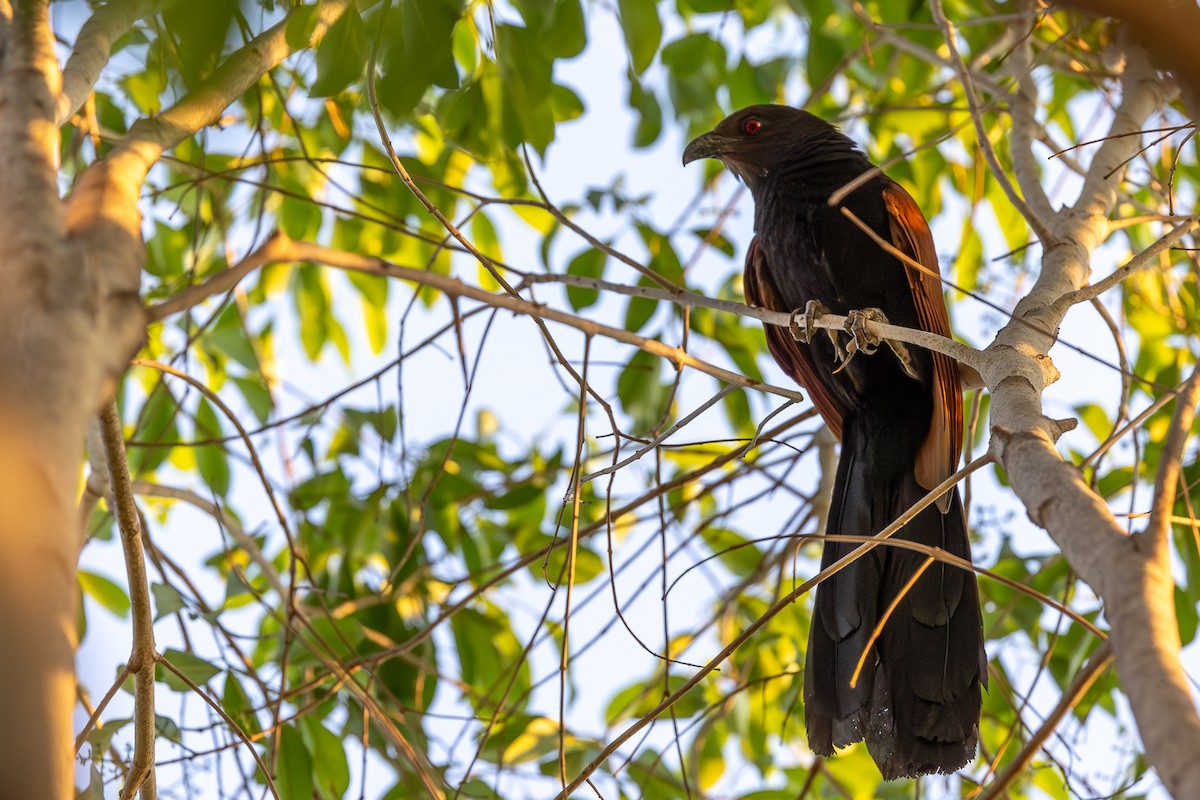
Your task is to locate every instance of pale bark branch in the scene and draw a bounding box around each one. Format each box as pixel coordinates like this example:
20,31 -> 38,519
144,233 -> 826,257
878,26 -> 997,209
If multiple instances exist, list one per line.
1052,216 -> 1200,311
985,38 -> 1200,798
99,403 -> 157,800
931,0 -> 1054,243
1063,45 -> 1177,245
104,0 -> 350,183
1009,1 -> 1057,225
61,0 -> 352,408
56,0 -> 166,125
148,234 -> 984,391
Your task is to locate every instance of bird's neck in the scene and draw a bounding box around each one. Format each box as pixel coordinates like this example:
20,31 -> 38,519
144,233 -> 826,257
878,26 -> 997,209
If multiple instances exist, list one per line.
748,134 -> 875,209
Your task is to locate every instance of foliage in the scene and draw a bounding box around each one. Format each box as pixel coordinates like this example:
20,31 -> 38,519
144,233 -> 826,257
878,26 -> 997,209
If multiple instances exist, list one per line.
69,0 -> 1197,798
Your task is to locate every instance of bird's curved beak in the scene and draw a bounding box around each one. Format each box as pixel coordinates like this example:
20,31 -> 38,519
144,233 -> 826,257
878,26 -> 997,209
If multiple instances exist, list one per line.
682,131 -> 735,166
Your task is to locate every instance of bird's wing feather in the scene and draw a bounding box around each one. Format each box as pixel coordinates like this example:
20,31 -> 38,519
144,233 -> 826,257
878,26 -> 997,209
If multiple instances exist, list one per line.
881,181 -> 963,502
743,236 -> 848,440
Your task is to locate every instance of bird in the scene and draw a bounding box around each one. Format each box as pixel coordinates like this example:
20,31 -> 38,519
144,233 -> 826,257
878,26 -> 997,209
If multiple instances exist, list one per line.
683,104 -> 985,780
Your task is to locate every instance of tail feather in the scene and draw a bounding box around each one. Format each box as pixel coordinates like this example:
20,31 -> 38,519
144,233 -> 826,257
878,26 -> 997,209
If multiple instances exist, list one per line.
804,423 -> 984,779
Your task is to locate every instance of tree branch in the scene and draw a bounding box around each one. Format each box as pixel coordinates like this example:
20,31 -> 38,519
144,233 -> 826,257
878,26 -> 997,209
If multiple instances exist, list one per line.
976,641 -> 1114,800
985,34 -> 1200,797
56,0 -> 166,125
61,0 -> 352,404
99,402 -> 157,800
1052,215 -> 1200,311
1009,1 -> 1057,225
148,234 -> 984,391
1063,43 -> 1176,246
1145,363 -> 1200,553
931,0 -> 1054,243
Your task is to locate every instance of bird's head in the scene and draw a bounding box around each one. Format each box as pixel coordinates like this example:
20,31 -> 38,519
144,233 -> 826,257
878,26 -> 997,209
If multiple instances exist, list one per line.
682,104 -> 846,190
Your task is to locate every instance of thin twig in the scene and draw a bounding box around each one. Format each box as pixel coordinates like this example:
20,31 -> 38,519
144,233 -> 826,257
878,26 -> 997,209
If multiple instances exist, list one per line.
552,454 -> 995,798
931,0 -> 1054,243
99,403 -> 157,800
1052,216 -> 1200,310
976,642 -> 1114,800
1145,363 -> 1200,552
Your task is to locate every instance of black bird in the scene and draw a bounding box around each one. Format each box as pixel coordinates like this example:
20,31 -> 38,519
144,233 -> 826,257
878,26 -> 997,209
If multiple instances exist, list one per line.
683,105 -> 985,780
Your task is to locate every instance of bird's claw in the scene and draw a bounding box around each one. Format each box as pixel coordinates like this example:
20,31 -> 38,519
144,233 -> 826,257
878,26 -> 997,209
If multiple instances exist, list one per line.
788,299 -> 832,344
845,308 -> 885,356
840,308 -> 921,380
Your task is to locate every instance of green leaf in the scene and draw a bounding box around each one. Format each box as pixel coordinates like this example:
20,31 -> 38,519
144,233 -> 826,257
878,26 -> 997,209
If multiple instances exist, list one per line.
303,716 -> 351,798
205,304 -> 260,372
150,582 -> 187,621
348,271 -> 389,354
545,0 -> 586,58
232,376 -> 273,425
79,571 -> 130,618
401,0 -> 462,88
159,649 -> 221,692
497,25 -> 556,152
617,349 -> 667,433
472,213 -> 504,292
618,0 -> 662,74
278,726 -> 315,800
565,248 -> 606,310
194,397 -> 230,495
155,714 -> 183,744
126,384 -> 180,475
311,5 -> 368,97
163,0 -> 237,89
223,672 -> 262,736
628,78 -> 663,148
293,264 -> 331,360
285,4 -> 320,51
549,83 -> 585,122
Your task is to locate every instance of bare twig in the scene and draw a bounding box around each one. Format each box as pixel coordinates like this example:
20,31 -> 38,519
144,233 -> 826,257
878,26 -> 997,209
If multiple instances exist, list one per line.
552,454 -> 994,798
99,403 -> 157,800
1052,216 -> 1200,310
931,0 -> 1054,243
976,642 -> 1114,800
1144,363 -> 1200,553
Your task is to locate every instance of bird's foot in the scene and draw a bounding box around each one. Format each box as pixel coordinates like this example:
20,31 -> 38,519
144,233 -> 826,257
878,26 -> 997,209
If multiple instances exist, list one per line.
843,308 -> 920,380
789,299 -> 850,363
844,308 -> 886,356
788,300 -> 832,344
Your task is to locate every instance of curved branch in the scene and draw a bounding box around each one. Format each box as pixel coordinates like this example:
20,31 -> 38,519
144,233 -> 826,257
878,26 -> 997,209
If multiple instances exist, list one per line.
99,403 -> 157,800
977,642 -> 1114,800
931,0 -> 1054,243
56,0 -> 166,125
148,234 -> 984,384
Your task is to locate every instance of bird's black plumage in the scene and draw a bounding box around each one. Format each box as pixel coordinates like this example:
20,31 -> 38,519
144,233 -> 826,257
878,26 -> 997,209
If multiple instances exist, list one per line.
684,104 -> 985,780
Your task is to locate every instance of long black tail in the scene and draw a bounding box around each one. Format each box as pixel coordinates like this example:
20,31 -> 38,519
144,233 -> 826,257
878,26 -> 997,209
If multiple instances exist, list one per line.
804,419 -> 985,780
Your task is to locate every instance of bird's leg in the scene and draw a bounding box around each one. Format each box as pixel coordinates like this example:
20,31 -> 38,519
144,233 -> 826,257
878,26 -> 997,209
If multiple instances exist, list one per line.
789,300 -> 850,363
844,307 -> 920,380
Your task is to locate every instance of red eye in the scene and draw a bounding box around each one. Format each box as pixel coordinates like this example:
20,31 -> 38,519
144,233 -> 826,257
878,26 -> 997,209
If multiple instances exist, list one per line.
744,118 -> 762,135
